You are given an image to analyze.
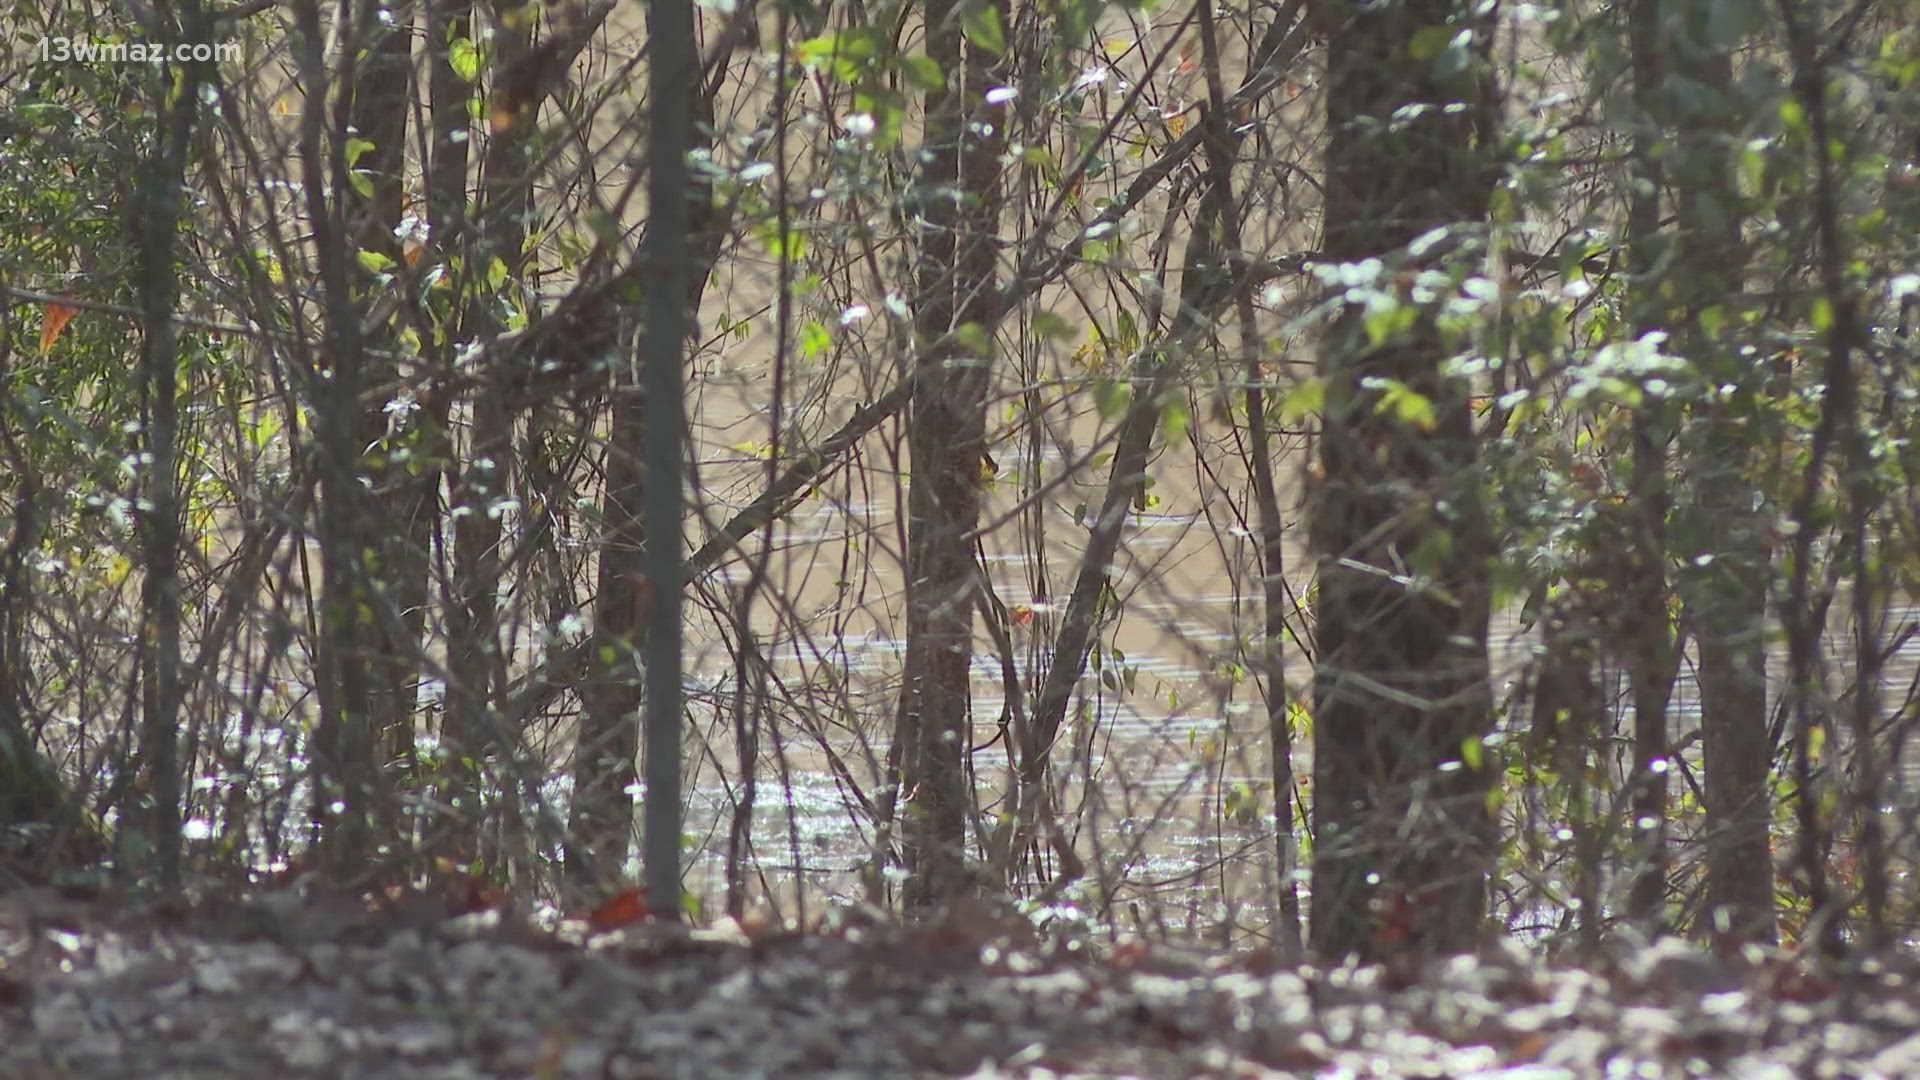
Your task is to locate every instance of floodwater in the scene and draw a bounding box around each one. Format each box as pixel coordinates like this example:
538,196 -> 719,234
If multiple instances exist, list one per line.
670,348 -> 1920,938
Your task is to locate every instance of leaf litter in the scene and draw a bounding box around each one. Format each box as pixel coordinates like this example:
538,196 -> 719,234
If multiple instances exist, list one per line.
1,888 -> 1918,1078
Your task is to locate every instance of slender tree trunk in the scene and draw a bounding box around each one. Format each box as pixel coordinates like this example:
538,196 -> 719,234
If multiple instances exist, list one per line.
569,331 -> 649,895
637,0 -> 697,919
568,46 -> 727,899
1216,0 -> 1309,958
298,0 -> 428,880
898,0 -> 1009,910
295,0 -> 389,878
1620,0 -> 1678,928
1681,49 -> 1777,949
1532,609 -> 1610,950
131,6 -> 207,893
0,394 -> 76,854
423,0 -> 481,858
346,0 -> 431,807
1308,0 -> 1499,960
1777,0 -> 1861,956
432,0 -> 529,872
1629,0 -> 1776,942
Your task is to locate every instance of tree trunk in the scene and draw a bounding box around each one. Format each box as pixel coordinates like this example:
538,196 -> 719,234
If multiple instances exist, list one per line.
568,48 -> 727,899
431,0 -> 528,873
1620,0 -> 1677,928
347,0 -> 433,819
0,375 -> 100,866
897,0 -> 1008,910
1677,32 -> 1776,948
294,0 -> 403,880
1308,0 -> 1499,960
1630,0 -> 1776,942
131,6 -> 207,893
300,0 -> 430,881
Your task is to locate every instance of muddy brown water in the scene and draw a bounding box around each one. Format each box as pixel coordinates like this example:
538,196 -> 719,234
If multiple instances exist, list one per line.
673,348 -> 1920,935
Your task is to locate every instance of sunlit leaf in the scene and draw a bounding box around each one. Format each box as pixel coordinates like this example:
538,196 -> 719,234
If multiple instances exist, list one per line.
901,55 -> 945,91
39,301 -> 79,355
449,37 -> 481,81
964,4 -> 1006,56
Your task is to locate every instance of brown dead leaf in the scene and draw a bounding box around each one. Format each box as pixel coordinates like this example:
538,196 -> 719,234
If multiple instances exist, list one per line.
584,887 -> 648,933
39,302 -> 78,355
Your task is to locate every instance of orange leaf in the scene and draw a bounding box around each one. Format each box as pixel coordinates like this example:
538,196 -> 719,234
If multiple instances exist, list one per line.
585,887 -> 648,932
40,302 -> 78,355
1009,605 -> 1035,627
455,878 -> 505,914
1373,890 -> 1416,949
1109,938 -> 1149,969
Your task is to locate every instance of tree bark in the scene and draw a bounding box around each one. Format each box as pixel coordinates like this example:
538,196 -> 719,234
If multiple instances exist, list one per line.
131,2 -> 208,893
1308,0 -> 1499,960
1633,0 -> 1776,943
567,41 -> 727,900
431,0 -> 529,873
347,0 -> 432,804
1681,50 -> 1777,950
897,0 -> 1009,910
294,0 -> 402,880
1620,0 -> 1678,928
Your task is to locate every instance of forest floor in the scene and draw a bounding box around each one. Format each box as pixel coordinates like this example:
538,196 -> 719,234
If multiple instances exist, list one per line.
1,886 -> 1916,1078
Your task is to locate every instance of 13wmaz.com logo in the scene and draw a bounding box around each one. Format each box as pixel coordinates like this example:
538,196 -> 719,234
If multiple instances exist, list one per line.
37,37 -> 239,65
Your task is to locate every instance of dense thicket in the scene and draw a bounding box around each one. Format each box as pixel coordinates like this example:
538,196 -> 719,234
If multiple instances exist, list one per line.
2,0 -> 1919,958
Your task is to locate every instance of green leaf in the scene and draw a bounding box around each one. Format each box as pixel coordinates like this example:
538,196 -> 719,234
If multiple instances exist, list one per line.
247,411 -> 283,450
852,89 -> 907,146
1361,292 -> 1418,346
956,322 -> 993,355
1779,98 -> 1806,135
1408,26 -> 1453,62
1031,310 -> 1074,340
1699,304 -> 1726,341
1161,397 -> 1189,443
357,249 -> 395,273
801,320 -> 831,358
1279,377 -> 1324,423
1057,0 -> 1105,42
1410,527 -> 1454,578
1462,735 -> 1484,772
901,55 -> 945,91
758,222 -> 809,260
797,30 -> 880,66
798,30 -> 885,84
964,4 -> 1007,55
345,137 -> 377,167
1374,378 -> 1437,431
449,37 -> 481,81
